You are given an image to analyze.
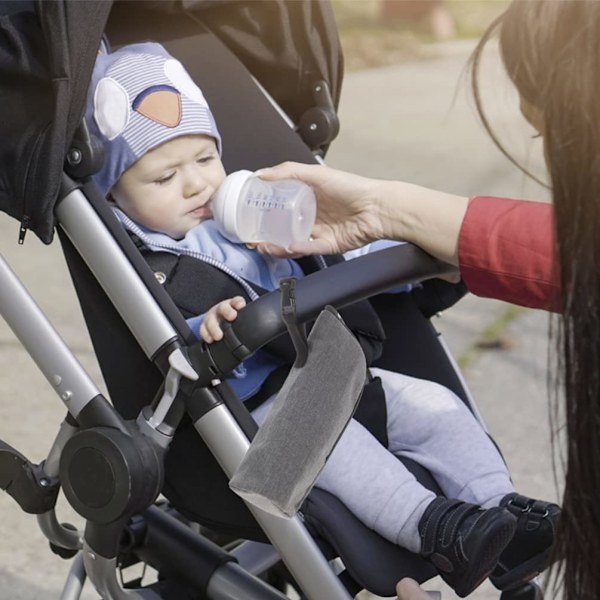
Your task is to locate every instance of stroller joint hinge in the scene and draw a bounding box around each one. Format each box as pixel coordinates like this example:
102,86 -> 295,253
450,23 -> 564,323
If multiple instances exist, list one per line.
0,441 -> 59,513
144,348 -> 197,434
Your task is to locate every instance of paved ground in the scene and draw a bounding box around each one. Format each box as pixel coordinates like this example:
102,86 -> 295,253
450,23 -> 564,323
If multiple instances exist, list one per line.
0,39 -> 561,600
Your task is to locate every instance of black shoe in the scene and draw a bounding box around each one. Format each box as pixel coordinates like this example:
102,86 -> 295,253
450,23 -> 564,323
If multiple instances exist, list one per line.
490,493 -> 561,591
418,497 -> 517,598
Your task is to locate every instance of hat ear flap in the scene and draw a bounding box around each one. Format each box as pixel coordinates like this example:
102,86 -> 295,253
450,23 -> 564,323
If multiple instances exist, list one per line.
164,59 -> 208,107
94,77 -> 130,141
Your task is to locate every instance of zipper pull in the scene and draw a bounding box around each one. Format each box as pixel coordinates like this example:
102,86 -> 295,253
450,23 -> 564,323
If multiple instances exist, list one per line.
18,215 -> 31,245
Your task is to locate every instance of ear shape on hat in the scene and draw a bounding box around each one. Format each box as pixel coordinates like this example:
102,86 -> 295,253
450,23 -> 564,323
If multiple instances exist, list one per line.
133,85 -> 182,128
94,77 -> 130,140
164,59 -> 208,107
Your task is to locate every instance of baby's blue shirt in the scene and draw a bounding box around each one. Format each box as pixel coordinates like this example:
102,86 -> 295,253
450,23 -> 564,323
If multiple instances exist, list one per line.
115,209 -> 303,399
115,209 -> 410,400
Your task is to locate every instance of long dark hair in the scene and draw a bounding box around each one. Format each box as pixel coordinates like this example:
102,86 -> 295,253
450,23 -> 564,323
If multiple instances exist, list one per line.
472,1 -> 600,598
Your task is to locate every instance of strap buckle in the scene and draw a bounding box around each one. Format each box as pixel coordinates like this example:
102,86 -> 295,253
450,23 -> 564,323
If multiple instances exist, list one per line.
280,277 -> 308,368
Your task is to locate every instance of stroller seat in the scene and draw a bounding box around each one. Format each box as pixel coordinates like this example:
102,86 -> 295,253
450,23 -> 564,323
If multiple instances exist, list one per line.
0,2 -> 543,599
63,11 -> 441,595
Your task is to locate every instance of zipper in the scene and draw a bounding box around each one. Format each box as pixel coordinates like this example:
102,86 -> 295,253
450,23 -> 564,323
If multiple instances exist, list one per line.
117,210 -> 261,301
315,255 -> 328,270
18,215 -> 31,245
20,122 -> 51,246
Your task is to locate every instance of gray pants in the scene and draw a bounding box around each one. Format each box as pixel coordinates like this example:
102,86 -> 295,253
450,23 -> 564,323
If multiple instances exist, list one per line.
252,367 -> 514,553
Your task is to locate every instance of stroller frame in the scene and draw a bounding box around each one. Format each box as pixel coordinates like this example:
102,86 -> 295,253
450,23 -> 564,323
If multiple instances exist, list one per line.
0,181 -> 451,600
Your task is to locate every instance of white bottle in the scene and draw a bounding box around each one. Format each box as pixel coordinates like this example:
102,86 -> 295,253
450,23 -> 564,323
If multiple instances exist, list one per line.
212,170 -> 316,248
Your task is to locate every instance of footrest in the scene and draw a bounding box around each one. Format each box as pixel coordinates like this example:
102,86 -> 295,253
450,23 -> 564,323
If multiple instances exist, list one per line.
0,440 -> 59,513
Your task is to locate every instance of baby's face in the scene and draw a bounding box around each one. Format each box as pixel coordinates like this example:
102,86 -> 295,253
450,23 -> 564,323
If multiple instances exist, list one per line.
112,134 -> 226,239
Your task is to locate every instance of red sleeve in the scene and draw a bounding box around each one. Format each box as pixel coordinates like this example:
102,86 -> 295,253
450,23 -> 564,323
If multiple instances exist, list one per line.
458,196 -> 561,312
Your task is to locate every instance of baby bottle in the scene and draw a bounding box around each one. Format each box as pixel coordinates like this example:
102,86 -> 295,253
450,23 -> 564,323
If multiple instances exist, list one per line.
211,170 -> 316,248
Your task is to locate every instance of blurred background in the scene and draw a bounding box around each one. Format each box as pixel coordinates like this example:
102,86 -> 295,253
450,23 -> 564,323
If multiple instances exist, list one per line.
329,3 -> 560,599
333,0 -> 510,69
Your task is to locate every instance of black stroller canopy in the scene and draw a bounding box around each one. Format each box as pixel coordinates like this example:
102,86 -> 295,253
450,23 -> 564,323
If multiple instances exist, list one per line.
0,0 -> 343,244
0,0 -> 111,245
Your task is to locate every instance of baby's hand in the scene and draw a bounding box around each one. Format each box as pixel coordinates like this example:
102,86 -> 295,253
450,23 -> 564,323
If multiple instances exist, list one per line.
200,296 -> 247,343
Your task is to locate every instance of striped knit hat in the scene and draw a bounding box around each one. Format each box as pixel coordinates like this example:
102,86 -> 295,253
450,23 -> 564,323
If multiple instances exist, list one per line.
86,42 -> 221,196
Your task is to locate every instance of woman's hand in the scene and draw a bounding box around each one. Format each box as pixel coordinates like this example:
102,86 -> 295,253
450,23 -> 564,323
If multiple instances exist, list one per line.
256,161 -> 468,266
199,296 -> 247,343
396,578 -> 436,600
256,162 -> 386,257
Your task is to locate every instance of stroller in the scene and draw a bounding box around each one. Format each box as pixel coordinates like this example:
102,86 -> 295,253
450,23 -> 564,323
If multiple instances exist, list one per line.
0,1 -> 545,598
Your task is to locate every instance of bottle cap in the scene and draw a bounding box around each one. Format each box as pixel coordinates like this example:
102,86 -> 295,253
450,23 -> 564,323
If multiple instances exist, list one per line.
212,169 -> 254,243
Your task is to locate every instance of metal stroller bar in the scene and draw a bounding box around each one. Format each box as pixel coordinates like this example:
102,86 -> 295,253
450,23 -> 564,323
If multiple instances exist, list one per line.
56,182 -> 199,444
51,183 -> 353,598
61,552 -> 87,600
0,253 -> 100,418
55,187 -> 181,362
38,508 -> 82,554
81,522 -> 291,600
206,562 -> 289,600
135,505 -> 290,600
82,545 -> 161,600
0,242 -> 305,599
230,540 -> 281,576
194,400 -> 352,600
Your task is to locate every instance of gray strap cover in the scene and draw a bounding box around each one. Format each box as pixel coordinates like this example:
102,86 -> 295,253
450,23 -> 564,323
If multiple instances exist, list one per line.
229,306 -> 367,517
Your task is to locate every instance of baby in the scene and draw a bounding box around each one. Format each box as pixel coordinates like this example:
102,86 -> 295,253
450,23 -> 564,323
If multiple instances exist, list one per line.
86,42 -> 559,597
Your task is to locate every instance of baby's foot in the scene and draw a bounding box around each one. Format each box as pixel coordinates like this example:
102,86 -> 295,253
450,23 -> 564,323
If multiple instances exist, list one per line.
418,497 -> 517,598
490,493 -> 561,590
